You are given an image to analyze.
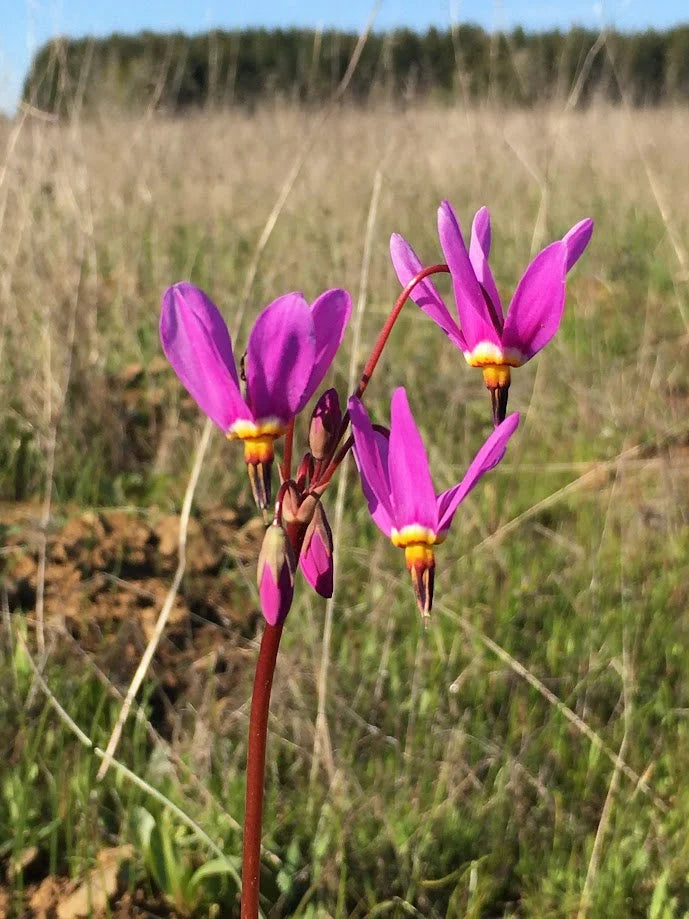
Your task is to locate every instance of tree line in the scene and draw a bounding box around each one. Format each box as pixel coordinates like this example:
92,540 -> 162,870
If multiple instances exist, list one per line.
22,24 -> 689,114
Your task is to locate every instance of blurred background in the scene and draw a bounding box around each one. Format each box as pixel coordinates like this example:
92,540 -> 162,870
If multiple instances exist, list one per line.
1,2 -> 689,917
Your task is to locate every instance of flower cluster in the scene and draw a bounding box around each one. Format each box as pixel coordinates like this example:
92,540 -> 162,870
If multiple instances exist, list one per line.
160,283 -> 351,508
391,202 -> 593,423
160,201 -> 592,625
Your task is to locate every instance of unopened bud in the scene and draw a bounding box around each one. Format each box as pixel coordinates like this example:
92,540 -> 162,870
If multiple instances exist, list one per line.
404,544 -> 435,627
299,503 -> 334,598
309,389 -> 342,460
257,523 -> 296,626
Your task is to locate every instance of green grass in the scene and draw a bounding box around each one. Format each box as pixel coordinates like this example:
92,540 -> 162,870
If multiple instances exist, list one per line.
1,101 -> 689,916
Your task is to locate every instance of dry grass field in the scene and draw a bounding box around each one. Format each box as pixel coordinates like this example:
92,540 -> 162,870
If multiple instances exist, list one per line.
1,99 -> 689,916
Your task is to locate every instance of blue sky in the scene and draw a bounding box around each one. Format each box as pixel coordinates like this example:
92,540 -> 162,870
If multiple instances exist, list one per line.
1,0 -> 688,113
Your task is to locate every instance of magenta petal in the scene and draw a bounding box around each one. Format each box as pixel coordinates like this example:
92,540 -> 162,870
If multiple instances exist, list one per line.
300,535 -> 333,597
438,200 -> 501,351
302,288 -> 352,405
469,207 -> 503,321
388,388 -> 437,532
160,283 -> 250,431
348,397 -> 394,536
563,218 -> 594,271
389,233 -> 465,349
246,292 -> 316,422
502,242 -> 567,362
437,413 -> 520,534
259,563 -> 294,626
299,510 -> 334,598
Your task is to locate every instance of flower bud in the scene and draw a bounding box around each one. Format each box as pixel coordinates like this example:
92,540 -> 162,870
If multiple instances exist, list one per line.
257,523 -> 296,626
308,388 -> 342,460
246,459 -> 273,511
299,503 -> 334,598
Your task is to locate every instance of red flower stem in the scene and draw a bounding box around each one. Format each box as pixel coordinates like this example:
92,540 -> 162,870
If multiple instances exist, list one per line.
241,621 -> 284,919
281,418 -> 295,482
318,435 -> 354,488
314,263 -> 450,489
355,263 -> 449,400
241,514 -> 307,919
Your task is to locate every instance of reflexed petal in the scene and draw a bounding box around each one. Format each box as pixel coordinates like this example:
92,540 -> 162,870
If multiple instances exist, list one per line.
349,397 -> 394,536
389,233 -> 465,349
469,207 -> 503,321
388,388 -> 437,532
563,218 -> 594,271
436,413 -> 519,534
303,288 -> 352,405
502,241 -> 567,362
438,200 -> 501,350
160,282 -> 250,431
299,505 -> 334,598
246,292 -> 316,421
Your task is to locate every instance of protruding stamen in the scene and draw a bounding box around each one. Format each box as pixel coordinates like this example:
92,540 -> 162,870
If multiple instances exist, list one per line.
247,458 -> 273,511
404,543 -> 435,625
482,364 -> 511,426
228,421 -> 286,511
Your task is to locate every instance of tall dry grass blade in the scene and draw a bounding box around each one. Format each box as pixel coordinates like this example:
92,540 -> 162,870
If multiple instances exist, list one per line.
237,3 -> 381,322
463,420 -> 689,559
440,606 -> 667,813
96,418 -> 212,779
33,245 -> 84,661
604,40 -> 689,330
565,31 -> 607,112
16,628 -> 230,861
309,165 -> 384,789
576,638 -> 632,919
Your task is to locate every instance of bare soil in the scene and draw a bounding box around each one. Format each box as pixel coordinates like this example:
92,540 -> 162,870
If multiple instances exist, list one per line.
2,500 -> 265,726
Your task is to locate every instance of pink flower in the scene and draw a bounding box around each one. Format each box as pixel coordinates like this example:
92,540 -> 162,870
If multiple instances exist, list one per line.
390,202 -> 593,422
160,282 -> 351,506
349,387 -> 519,621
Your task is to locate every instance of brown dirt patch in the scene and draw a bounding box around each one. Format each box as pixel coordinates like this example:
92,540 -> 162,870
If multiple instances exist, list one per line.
1,501 -> 265,729
3,874 -> 186,918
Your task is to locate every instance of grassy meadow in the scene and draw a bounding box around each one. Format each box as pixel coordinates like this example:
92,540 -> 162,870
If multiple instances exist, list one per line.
1,99 -> 689,916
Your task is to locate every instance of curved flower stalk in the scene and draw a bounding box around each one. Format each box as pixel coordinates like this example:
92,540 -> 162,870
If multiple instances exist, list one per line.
390,202 -> 593,424
160,282 -> 352,508
349,387 -> 519,623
